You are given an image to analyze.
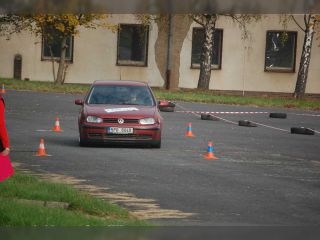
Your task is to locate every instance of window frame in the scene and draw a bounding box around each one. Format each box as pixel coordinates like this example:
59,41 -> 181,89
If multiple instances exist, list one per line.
190,27 -> 223,70
264,30 -> 297,73
116,23 -> 149,67
41,33 -> 74,63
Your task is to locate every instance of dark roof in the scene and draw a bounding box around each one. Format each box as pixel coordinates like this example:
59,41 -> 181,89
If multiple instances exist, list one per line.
93,80 -> 148,86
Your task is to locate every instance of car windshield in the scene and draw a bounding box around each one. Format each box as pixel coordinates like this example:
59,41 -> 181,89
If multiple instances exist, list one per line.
87,85 -> 154,106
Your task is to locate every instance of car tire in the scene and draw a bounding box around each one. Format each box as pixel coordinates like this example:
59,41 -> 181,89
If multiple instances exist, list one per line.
167,102 -> 175,107
151,139 -> 161,148
269,113 -> 287,119
290,127 -> 315,135
159,106 -> 174,112
200,113 -> 219,121
79,136 -> 89,147
238,120 -> 257,127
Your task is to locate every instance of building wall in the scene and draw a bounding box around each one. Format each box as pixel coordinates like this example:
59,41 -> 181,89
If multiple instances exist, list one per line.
0,14 -> 319,94
179,15 -> 320,94
0,15 -> 164,87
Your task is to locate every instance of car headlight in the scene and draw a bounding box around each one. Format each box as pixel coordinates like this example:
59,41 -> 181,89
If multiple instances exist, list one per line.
139,118 -> 155,125
86,116 -> 103,123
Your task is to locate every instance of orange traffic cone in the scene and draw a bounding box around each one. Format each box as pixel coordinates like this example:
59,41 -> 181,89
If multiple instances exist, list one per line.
52,117 -> 62,132
35,138 -> 49,156
185,123 -> 195,137
203,141 -> 218,160
1,84 -> 6,93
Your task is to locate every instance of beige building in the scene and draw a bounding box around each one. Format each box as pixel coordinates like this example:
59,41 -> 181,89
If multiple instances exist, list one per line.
0,14 -> 319,94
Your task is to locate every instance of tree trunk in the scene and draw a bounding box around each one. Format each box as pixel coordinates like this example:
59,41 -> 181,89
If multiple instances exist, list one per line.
293,17 -> 315,99
62,63 -> 69,84
197,16 -> 216,90
48,45 -> 56,82
55,36 -> 67,85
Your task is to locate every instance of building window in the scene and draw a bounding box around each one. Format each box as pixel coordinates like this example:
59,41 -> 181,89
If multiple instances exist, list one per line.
191,28 -> 223,69
265,31 -> 297,72
42,28 -> 73,62
117,24 -> 149,66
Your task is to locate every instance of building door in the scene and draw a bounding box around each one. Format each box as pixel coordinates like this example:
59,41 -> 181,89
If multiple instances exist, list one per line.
14,54 -> 22,79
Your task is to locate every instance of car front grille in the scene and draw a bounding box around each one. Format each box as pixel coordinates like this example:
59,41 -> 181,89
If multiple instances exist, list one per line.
88,133 -> 152,141
103,118 -> 139,124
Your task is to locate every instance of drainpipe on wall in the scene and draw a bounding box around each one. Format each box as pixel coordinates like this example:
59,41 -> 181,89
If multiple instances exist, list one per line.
242,45 -> 247,96
165,14 -> 173,90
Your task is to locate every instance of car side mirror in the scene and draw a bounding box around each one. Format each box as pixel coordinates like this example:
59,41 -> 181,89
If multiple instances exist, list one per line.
75,99 -> 84,105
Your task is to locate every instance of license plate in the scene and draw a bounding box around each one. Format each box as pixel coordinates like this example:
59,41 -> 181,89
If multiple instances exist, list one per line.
107,127 -> 133,134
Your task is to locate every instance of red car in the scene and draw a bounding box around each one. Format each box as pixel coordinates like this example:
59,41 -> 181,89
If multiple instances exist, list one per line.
75,80 -> 163,148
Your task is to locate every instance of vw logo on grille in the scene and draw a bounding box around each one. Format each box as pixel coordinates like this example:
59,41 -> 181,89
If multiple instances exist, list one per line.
118,118 -> 125,124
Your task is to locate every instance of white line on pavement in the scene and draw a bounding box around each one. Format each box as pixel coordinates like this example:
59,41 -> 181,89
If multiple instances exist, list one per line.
175,103 -> 290,132
249,121 -> 290,133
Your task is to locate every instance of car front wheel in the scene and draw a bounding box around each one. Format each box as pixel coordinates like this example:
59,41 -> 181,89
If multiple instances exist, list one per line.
151,139 -> 161,148
79,135 -> 89,147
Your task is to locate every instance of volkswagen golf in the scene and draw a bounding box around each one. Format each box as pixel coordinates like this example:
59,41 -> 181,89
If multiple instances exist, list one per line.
75,80 -> 163,148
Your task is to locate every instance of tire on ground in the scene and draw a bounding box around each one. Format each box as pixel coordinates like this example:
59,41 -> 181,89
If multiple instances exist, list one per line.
238,120 -> 257,127
290,127 -> 315,135
151,139 -> 161,148
167,102 -> 175,107
79,138 -> 89,147
269,113 -> 287,119
200,113 -> 219,121
159,106 -> 174,112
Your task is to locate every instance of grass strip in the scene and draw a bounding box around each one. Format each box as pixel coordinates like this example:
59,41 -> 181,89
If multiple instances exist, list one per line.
153,89 -> 320,111
1,78 -> 90,94
1,78 -> 319,110
0,171 -> 146,226
0,198 -> 131,227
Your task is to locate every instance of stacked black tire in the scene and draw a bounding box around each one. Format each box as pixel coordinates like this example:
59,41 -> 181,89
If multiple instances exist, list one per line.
159,102 -> 175,112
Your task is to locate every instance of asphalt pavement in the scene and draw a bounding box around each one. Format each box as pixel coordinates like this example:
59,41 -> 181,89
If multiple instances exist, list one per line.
5,90 -> 320,226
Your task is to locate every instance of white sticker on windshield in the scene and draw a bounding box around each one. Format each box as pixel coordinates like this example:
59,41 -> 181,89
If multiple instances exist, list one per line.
104,107 -> 139,113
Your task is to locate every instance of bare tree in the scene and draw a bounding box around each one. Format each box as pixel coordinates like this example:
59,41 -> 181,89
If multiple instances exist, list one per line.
191,14 -> 260,90
289,14 -> 319,99
191,14 -> 217,89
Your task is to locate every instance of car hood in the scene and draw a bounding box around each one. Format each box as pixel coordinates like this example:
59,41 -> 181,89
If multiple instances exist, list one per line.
84,104 -> 156,118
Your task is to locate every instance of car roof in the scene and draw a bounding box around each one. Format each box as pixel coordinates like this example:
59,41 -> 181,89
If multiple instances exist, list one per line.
93,80 -> 148,87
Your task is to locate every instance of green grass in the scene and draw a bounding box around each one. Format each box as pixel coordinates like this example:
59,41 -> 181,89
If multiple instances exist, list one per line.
0,171 -> 146,226
1,78 -> 319,110
0,199 -> 128,227
1,78 -> 90,94
153,89 -> 320,111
